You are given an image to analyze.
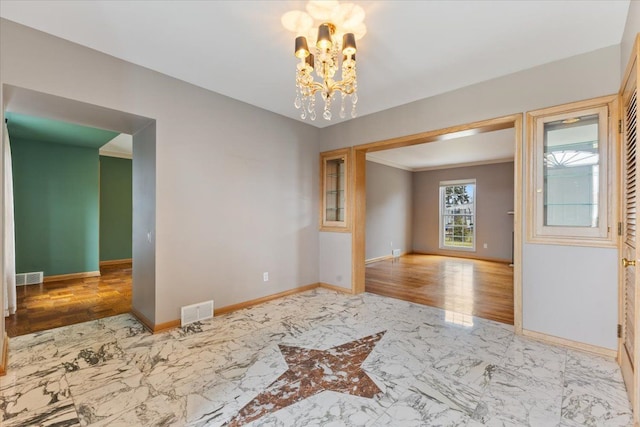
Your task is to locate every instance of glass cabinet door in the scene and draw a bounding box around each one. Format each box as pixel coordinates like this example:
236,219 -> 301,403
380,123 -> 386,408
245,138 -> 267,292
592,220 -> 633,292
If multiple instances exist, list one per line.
320,148 -> 350,230
526,96 -> 616,247
325,157 -> 345,222
542,112 -> 601,228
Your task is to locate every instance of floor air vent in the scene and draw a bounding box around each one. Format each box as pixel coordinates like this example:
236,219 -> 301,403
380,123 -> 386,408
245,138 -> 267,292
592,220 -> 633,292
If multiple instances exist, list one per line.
181,300 -> 214,327
16,272 -> 43,286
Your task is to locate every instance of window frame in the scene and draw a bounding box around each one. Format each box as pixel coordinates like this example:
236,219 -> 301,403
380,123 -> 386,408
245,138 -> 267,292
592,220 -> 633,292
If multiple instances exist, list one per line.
526,95 -> 617,247
439,179 -> 477,252
320,148 -> 351,232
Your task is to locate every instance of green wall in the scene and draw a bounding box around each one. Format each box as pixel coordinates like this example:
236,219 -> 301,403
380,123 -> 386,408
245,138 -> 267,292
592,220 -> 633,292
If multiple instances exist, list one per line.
12,138 -> 100,276
100,156 -> 132,261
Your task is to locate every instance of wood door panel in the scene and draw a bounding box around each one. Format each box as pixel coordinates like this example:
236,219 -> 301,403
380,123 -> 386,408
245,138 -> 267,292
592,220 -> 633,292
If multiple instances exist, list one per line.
620,38 -> 639,424
624,86 -> 638,367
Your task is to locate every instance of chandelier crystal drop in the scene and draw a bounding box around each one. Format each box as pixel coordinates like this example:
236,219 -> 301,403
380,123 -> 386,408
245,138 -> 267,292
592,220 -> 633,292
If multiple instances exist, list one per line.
282,1 -> 365,121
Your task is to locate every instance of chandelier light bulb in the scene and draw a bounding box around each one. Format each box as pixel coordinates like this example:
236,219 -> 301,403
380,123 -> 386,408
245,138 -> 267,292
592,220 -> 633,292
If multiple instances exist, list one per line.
316,23 -> 333,50
342,33 -> 356,56
294,36 -> 310,59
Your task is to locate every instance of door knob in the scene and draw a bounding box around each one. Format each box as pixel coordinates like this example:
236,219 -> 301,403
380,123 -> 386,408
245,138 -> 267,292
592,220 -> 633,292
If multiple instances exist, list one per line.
622,258 -> 636,267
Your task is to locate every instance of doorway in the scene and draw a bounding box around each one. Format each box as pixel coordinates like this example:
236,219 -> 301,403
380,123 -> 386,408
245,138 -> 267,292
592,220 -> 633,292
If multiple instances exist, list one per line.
4,115 -> 134,336
2,85 -> 157,335
362,127 -> 516,324
351,114 -> 523,332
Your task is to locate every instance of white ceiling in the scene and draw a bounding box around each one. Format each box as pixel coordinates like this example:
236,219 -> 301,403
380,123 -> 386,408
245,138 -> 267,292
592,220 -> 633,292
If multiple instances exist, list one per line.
367,127 -> 515,171
0,1 -> 630,129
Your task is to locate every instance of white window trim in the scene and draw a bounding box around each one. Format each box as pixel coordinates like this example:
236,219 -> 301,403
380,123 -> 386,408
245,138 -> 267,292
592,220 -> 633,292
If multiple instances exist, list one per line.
439,179 -> 477,252
526,95 -> 617,247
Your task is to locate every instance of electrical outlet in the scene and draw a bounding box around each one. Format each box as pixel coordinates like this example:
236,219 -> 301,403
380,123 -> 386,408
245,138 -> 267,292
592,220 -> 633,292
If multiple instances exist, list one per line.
483,243 -> 488,249
263,272 -> 269,282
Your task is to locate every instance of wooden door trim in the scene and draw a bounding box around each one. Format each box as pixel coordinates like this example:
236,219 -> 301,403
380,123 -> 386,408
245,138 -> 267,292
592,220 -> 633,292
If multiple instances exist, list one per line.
523,329 -> 617,358
351,113 -> 524,334
618,33 -> 640,426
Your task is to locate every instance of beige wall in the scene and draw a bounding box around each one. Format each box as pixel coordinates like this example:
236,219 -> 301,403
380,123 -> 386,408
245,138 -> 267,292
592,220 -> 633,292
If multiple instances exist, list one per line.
319,232 -> 351,289
365,161 -> 413,260
132,122 -> 156,324
0,19 -> 320,329
413,162 -> 514,262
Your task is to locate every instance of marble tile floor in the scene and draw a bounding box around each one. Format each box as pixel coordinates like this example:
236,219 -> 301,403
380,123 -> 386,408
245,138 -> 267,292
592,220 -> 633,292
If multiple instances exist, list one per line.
0,289 -> 633,426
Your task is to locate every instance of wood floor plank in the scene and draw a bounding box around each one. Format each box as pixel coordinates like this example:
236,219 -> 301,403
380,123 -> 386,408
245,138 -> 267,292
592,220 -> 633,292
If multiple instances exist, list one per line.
6,263 -> 132,337
365,254 -> 514,325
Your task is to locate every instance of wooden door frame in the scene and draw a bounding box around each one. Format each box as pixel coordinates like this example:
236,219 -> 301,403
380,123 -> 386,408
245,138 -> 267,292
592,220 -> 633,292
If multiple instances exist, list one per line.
350,113 -> 524,333
618,34 -> 640,426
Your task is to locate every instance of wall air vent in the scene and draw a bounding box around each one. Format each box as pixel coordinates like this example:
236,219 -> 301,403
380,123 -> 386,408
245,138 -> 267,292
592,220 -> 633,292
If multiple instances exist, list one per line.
16,271 -> 43,286
181,300 -> 214,327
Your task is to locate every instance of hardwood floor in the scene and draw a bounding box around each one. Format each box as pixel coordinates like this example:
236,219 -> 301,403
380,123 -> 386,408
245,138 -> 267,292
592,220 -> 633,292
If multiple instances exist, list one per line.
6,255 -> 510,336
365,254 -> 514,325
6,262 -> 132,337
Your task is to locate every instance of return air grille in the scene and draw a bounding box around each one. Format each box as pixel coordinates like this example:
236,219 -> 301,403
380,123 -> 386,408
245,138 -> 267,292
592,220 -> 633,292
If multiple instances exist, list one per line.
181,300 -> 214,327
16,271 -> 43,286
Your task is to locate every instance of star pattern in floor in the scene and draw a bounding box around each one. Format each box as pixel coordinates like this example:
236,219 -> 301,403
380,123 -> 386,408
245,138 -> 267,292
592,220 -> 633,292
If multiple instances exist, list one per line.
228,331 -> 386,426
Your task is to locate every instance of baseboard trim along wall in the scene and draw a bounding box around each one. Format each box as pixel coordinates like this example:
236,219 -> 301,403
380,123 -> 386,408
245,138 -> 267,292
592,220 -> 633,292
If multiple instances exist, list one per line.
131,309 -> 181,334
43,271 -> 101,282
365,252 -> 408,264
214,283 -> 320,316
134,284 -> 616,359
132,283 -> 330,334
99,258 -> 132,267
153,319 -> 181,334
412,251 -> 511,264
522,329 -> 617,359
318,282 -> 354,294
0,333 -> 9,376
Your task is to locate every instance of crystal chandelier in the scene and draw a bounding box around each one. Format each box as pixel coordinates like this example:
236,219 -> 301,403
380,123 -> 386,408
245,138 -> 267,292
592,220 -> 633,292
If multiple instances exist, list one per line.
282,1 -> 366,121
